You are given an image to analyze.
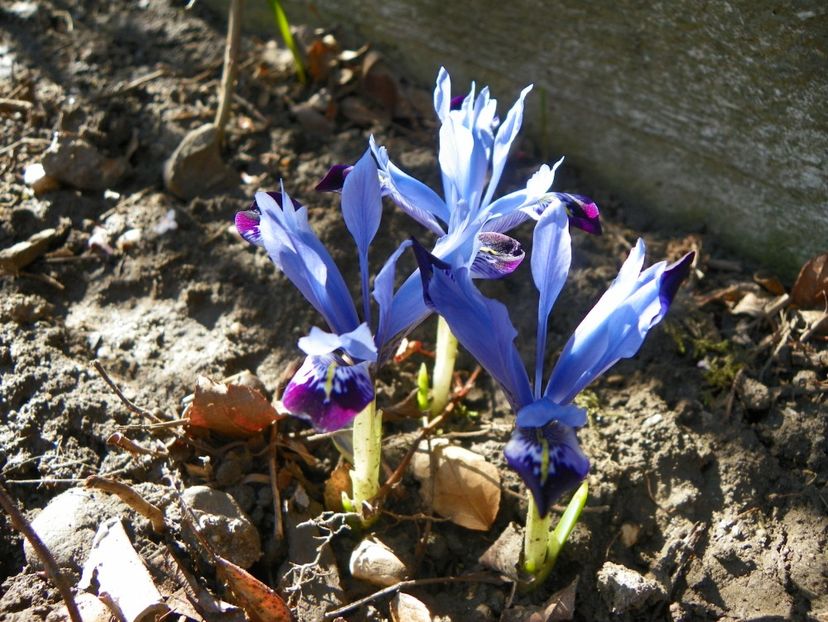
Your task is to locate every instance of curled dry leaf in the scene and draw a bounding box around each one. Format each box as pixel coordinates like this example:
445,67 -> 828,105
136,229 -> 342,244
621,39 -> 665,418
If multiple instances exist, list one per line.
791,252 -> 828,309
185,375 -> 283,438
502,576 -> 578,622
216,555 -> 292,622
412,439 -> 501,531
324,459 -> 352,512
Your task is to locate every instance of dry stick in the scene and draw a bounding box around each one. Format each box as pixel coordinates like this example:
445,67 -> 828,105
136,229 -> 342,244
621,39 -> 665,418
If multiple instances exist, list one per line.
213,0 -> 244,146
0,483 -> 83,622
93,360 -> 162,423
322,573 -> 503,620
268,422 -> 285,541
85,476 -> 166,534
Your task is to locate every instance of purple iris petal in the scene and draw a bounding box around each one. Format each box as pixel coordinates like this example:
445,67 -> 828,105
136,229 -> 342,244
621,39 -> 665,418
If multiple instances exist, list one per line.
470,232 -> 525,279
235,210 -> 263,247
659,251 -> 694,311
282,355 -> 374,432
505,422 -> 590,518
449,94 -> 465,110
315,164 -> 353,192
553,193 -> 602,235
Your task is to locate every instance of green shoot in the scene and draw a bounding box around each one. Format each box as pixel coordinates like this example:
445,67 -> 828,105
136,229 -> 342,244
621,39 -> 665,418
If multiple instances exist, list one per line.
431,316 -> 458,415
266,0 -> 307,84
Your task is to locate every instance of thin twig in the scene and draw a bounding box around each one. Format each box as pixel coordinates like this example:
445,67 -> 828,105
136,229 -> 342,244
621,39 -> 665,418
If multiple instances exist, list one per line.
85,476 -> 166,533
268,422 -> 284,541
214,0 -> 244,145
322,573 -> 503,619
0,483 -> 83,622
93,360 -> 162,423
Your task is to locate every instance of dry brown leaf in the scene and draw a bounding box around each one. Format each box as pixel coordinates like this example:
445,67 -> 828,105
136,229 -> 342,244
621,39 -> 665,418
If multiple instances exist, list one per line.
791,252 -> 828,309
306,38 -> 336,82
753,271 -> 786,296
216,555 -> 292,622
412,440 -> 501,531
185,375 -> 282,438
361,50 -> 400,115
324,460 -> 352,512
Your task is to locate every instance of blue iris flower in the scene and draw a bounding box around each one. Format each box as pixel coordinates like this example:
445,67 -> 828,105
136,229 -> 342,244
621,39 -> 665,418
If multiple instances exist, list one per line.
414,202 -> 693,516
316,68 -> 602,360
235,149 -> 414,432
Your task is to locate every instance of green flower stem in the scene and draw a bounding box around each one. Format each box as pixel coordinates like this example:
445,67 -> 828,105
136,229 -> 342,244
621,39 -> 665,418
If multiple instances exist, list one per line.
431,316 -> 458,415
349,399 -> 381,517
523,494 -> 553,576
547,480 -> 588,568
522,481 -> 589,585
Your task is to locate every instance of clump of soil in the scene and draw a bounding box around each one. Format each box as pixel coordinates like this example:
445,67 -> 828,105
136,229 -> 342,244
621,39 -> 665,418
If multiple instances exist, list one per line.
1,1 -> 825,621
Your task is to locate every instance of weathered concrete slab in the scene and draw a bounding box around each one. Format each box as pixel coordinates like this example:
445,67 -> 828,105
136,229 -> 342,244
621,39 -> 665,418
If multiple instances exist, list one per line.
206,0 -> 827,275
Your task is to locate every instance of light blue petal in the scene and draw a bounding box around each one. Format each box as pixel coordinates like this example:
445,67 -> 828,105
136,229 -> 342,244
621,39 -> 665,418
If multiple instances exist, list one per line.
481,84 -> 533,208
370,136 -> 448,234
531,203 -> 572,397
433,66 -> 452,123
544,239 -> 672,403
341,149 -> 382,323
482,161 -> 561,233
298,324 -> 377,363
374,270 -> 432,363
256,189 -> 359,335
414,243 -> 533,411
373,239 -> 413,354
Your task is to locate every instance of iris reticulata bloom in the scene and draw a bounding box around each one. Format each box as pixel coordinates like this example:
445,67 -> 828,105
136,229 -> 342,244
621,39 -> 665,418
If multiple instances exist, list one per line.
235,150 -> 414,432
317,68 -> 601,360
414,201 -> 693,516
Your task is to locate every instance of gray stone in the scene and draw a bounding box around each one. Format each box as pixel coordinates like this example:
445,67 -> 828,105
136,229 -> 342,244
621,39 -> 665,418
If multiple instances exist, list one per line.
596,562 -> 663,613
181,485 -> 261,569
163,124 -> 237,200
41,136 -> 129,191
737,375 -> 771,411
204,0 -> 827,276
23,488 -> 113,575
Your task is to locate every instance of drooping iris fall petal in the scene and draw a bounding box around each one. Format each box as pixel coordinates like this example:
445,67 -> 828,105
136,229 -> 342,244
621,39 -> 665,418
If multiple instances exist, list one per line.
281,355 -> 374,432
504,422 -> 590,517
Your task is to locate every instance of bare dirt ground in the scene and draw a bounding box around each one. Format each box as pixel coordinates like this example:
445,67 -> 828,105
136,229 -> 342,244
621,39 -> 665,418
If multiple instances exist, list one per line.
1,1 -> 826,621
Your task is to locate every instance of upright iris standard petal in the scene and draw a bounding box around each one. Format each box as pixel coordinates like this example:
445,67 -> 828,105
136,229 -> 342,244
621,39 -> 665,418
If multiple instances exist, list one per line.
544,241 -> 695,404
413,240 -> 534,411
433,66 -> 452,123
481,84 -> 533,209
282,355 -> 374,432
373,240 -> 413,355
253,190 -> 360,335
470,232 -> 525,279
530,203 -> 572,396
341,149 -> 383,323
504,422 -> 590,517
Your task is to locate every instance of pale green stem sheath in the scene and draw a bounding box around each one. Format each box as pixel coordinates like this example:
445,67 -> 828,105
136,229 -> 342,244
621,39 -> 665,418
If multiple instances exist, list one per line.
523,493 -> 553,575
522,481 -> 589,585
349,399 -> 382,517
431,316 -> 458,415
